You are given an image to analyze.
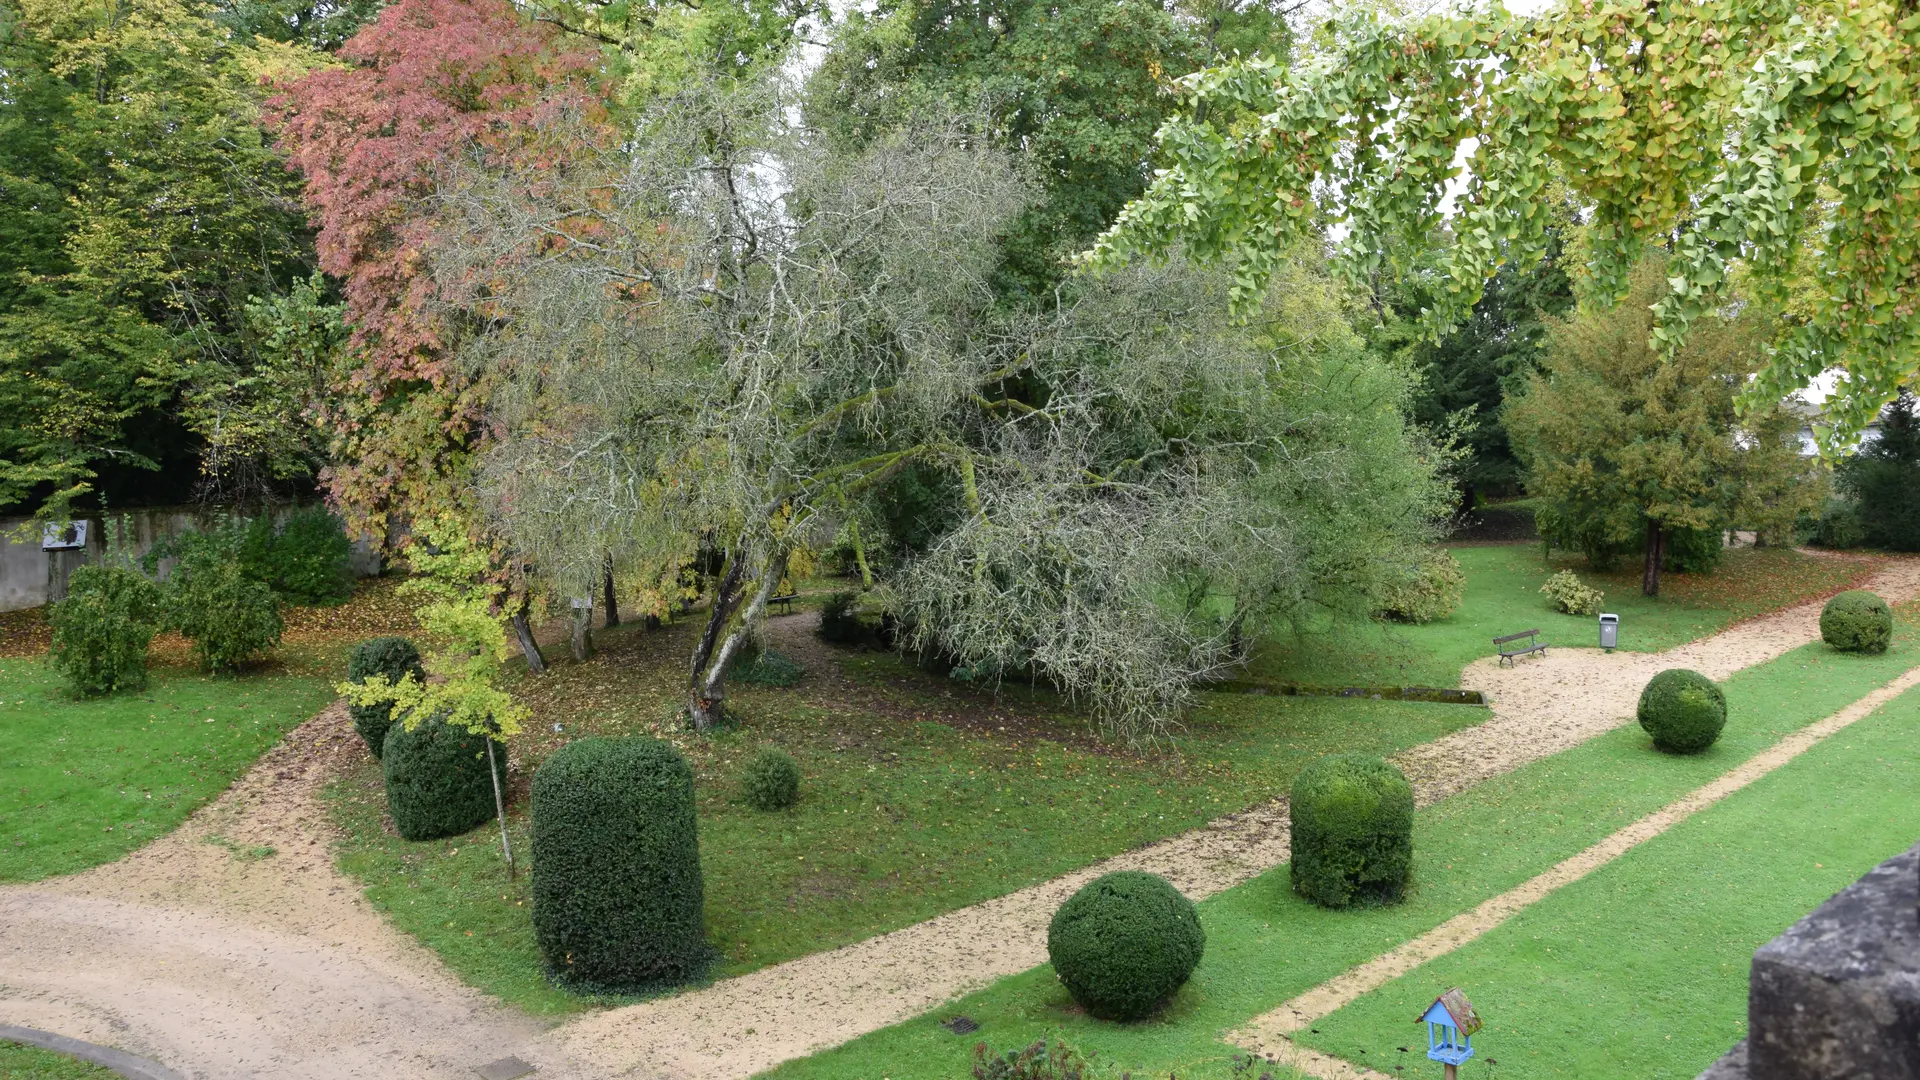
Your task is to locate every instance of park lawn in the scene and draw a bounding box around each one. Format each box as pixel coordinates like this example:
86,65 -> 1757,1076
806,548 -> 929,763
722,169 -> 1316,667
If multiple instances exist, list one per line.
0,1041 -> 119,1079
324,626 -> 1484,1016
1297,684 -> 1920,1080
761,610 -> 1920,1080
0,578 -> 415,883
1252,545 -> 1871,689
0,658 -> 334,882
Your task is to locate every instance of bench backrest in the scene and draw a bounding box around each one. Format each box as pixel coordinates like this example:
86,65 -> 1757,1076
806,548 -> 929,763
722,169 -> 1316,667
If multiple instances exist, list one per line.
1492,629 -> 1542,645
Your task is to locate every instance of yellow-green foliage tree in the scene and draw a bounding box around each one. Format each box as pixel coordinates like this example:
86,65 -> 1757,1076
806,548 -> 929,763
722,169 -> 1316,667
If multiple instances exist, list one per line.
1505,256 -> 1819,597
1087,0 -> 1920,449
337,517 -> 529,870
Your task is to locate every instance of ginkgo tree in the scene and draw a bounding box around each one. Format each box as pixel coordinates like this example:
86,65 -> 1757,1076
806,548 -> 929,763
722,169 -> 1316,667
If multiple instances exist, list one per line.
337,516 -> 529,874
1086,0 -> 1920,449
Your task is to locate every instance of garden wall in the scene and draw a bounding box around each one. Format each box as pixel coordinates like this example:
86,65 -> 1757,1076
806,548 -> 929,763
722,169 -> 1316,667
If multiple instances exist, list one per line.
0,506 -> 383,612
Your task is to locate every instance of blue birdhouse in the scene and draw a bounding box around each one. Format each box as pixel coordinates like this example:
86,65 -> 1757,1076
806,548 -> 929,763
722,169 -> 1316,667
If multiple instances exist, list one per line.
1418,988 -> 1482,1075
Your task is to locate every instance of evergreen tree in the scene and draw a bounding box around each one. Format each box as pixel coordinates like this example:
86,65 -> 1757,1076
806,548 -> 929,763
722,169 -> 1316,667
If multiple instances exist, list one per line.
1840,391 -> 1920,552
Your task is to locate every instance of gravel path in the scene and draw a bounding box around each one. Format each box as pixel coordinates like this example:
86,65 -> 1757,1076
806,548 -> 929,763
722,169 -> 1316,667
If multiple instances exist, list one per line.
5,557 -> 1914,1080
0,704 -> 575,1080
554,557 -> 1920,1080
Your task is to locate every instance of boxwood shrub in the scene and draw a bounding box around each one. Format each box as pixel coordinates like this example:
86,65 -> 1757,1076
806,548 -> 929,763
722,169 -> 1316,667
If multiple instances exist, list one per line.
1290,753 -> 1414,908
1820,590 -> 1893,654
381,715 -> 505,841
741,746 -> 801,810
1046,870 -> 1204,1021
347,636 -> 425,758
47,565 -> 164,696
1636,668 -> 1728,753
531,736 -> 708,991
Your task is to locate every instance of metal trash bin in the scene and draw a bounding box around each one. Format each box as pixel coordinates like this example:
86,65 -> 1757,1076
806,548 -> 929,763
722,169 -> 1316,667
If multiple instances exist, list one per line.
1598,613 -> 1619,651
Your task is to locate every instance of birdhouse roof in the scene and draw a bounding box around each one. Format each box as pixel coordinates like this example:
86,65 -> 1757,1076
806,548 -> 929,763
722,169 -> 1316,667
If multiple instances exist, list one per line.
1417,988 -> 1482,1035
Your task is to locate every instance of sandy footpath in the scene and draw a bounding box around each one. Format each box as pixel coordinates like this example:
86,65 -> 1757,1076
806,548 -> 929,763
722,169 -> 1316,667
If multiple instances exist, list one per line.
553,558 -> 1920,1080
0,703 -> 573,1080
4,556 -> 1915,1080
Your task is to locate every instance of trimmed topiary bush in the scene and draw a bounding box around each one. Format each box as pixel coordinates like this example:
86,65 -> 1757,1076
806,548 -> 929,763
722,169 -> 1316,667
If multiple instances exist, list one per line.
741,746 -> 801,810
47,565 -> 164,696
1047,870 -> 1204,1021
1636,668 -> 1728,753
1821,590 -> 1893,654
381,715 -> 505,841
347,636 -> 425,758
531,736 -> 708,991
1290,753 -> 1414,908
167,558 -> 283,672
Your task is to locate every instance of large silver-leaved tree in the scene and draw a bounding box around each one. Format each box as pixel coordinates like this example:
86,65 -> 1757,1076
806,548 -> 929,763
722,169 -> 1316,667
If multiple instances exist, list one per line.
432,81 -> 1454,740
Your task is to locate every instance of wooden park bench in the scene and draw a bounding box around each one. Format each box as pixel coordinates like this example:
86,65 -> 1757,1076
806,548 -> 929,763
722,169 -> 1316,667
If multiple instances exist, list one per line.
770,593 -> 799,615
1494,628 -> 1547,666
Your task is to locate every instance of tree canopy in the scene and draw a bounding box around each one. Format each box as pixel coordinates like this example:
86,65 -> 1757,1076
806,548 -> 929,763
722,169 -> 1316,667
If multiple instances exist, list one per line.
1088,0 -> 1920,448
1506,255 -> 1819,595
436,81 -> 1455,738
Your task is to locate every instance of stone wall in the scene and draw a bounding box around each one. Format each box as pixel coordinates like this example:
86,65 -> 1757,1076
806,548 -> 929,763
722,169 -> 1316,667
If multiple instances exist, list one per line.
1697,840 -> 1920,1079
0,507 -> 382,612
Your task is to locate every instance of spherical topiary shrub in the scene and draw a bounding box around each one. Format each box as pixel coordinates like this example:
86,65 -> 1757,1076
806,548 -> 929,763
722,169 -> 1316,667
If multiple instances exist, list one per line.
1290,754 -> 1414,909
1636,668 -> 1728,753
381,715 -> 505,841
531,737 -> 709,991
1821,590 -> 1893,654
346,636 -> 425,758
741,746 -> 801,810
1046,870 -> 1204,1021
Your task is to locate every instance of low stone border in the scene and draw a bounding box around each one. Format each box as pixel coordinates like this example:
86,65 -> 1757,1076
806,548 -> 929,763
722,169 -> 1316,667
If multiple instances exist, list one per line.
0,1024 -> 184,1080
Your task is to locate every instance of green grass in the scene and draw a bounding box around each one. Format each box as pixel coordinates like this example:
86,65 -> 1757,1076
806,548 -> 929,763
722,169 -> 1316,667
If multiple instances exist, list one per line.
325,672 -> 1483,1016
0,1040 -> 120,1079
1252,545 -> 1868,688
761,612 -> 1920,1080
1299,685 -> 1920,1080
0,658 -> 333,882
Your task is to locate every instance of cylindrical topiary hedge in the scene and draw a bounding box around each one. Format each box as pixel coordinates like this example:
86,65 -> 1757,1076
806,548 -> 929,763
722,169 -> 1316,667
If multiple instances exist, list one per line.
1290,753 -> 1414,908
1636,668 -> 1728,753
347,636 -> 425,758
381,715 -> 505,841
1046,870 -> 1204,1021
531,736 -> 708,991
1821,590 -> 1893,654
741,746 -> 801,810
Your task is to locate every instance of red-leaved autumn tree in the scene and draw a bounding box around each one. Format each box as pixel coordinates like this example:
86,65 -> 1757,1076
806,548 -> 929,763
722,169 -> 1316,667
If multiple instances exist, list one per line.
265,0 -> 602,537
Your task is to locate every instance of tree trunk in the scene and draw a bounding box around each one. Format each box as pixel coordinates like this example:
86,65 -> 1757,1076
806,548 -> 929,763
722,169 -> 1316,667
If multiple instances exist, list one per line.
686,555 -> 748,730
1642,519 -> 1665,597
512,595 -> 548,674
569,599 -> 594,662
601,555 -> 620,628
686,548 -> 788,730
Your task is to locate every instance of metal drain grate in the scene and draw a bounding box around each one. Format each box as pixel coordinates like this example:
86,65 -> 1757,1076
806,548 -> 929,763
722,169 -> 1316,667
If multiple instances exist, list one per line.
942,1016 -> 979,1035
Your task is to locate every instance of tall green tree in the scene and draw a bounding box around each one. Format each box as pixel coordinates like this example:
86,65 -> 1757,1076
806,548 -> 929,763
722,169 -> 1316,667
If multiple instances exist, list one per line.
0,0 -> 327,516
1088,0 -> 1920,447
1506,256 -> 1818,596
806,0 -> 1288,301
1838,390 -> 1920,552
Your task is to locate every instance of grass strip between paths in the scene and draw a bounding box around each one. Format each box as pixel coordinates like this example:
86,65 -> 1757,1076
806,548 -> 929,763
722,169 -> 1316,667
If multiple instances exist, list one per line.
761,618 -> 1920,1080
1297,680 -> 1920,1080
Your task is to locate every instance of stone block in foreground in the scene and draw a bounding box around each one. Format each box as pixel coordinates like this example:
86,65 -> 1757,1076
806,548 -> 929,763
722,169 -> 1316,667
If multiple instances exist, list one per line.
1698,841 -> 1920,1079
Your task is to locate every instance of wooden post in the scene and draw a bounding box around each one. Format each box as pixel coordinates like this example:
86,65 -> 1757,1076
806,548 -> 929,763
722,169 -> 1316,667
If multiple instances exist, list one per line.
1444,1065 -> 1458,1080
